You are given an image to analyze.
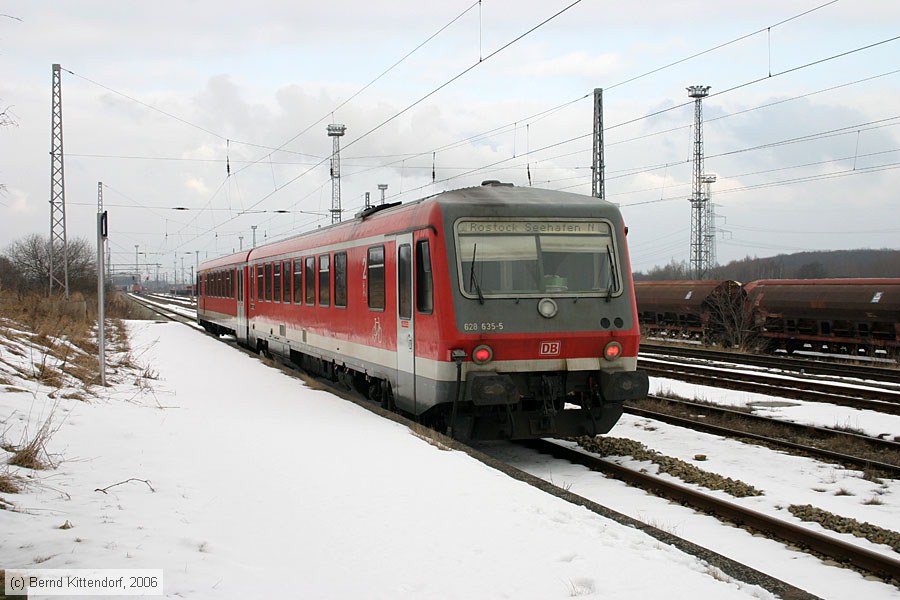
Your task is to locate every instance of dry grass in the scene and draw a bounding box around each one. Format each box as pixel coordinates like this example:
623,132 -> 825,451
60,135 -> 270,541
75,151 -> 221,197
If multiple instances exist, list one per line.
0,469 -> 23,494
7,412 -> 60,471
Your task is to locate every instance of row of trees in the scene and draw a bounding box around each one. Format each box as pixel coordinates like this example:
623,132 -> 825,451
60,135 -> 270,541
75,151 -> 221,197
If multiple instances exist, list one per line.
1,234 -> 97,295
635,249 -> 900,281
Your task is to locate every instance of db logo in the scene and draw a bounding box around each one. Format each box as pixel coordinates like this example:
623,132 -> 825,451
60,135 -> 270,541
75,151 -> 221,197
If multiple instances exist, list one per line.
539,341 -> 561,356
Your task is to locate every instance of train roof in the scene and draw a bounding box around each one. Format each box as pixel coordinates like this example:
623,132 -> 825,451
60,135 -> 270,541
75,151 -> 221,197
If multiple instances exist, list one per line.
634,280 -> 742,309
744,278 -> 900,290
744,279 -> 900,317
198,249 -> 253,272
224,182 -> 624,263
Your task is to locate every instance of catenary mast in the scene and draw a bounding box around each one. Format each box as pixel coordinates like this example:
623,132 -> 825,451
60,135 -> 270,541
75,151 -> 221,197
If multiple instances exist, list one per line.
49,64 -> 69,298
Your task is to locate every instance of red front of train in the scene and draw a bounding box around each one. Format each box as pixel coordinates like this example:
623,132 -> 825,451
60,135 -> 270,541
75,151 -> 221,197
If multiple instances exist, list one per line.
198,182 -> 649,440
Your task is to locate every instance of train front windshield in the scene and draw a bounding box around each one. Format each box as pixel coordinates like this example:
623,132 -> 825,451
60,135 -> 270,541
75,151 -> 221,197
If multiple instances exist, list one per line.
456,219 -> 621,297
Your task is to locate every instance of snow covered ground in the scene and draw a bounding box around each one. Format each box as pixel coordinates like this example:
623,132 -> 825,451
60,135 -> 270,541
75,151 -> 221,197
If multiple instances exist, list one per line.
1,319 -> 898,598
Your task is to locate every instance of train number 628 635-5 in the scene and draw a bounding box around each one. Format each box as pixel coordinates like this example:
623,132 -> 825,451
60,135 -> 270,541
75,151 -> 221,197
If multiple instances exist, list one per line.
463,322 -> 504,332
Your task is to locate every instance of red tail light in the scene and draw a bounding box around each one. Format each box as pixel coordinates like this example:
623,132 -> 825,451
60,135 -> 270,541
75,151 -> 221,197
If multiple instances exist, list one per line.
472,345 -> 493,364
603,341 -> 622,361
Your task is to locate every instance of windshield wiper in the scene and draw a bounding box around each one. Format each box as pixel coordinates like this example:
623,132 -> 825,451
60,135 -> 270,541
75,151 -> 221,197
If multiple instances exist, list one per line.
605,246 -> 620,303
469,244 -> 484,305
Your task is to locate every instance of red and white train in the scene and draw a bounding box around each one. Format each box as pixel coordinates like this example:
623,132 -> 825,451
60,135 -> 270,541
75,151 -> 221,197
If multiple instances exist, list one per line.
197,181 -> 649,440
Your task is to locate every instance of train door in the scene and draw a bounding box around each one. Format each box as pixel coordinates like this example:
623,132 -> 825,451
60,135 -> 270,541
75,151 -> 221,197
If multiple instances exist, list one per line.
236,267 -> 248,343
396,234 -> 416,410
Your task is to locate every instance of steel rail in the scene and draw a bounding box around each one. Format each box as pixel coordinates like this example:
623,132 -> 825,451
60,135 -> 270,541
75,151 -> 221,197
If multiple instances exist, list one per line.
641,342 -> 900,385
524,438 -> 900,584
624,397 -> 900,477
640,362 -> 900,415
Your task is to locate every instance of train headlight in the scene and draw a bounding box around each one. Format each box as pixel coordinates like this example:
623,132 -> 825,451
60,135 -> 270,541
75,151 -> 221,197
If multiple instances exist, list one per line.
472,345 -> 493,364
538,298 -> 558,318
603,341 -> 623,361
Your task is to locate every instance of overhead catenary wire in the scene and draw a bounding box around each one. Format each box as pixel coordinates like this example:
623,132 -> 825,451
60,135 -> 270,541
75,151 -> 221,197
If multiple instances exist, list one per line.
61,1 -> 896,268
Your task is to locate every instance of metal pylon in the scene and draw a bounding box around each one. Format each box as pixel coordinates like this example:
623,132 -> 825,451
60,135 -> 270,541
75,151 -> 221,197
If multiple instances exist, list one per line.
687,85 -> 711,280
49,63 -> 69,298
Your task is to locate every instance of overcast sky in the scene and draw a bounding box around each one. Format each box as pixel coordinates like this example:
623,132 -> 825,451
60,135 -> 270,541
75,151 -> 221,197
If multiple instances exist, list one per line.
2,0 -> 899,280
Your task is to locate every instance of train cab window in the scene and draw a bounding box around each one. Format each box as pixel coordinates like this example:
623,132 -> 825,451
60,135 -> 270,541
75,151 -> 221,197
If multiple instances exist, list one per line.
318,255 -> 331,307
398,244 -> 412,319
416,240 -> 433,314
456,219 -> 619,298
293,260 -> 303,304
273,262 -> 282,303
334,252 -> 347,308
367,246 -> 385,310
282,260 -> 290,304
265,263 -> 272,302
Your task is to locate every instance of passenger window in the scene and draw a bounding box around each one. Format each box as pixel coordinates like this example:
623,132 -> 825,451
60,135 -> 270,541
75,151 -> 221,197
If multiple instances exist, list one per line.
334,252 -> 347,308
273,262 -> 282,303
293,260 -> 303,304
305,257 -> 316,305
319,255 -> 331,306
256,265 -> 263,301
265,263 -> 272,301
368,246 -> 385,310
416,240 -> 433,314
398,244 -> 411,319
283,260 -> 290,304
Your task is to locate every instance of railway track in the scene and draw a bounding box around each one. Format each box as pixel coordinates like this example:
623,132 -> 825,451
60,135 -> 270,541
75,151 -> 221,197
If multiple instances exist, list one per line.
520,438 -> 900,586
133,297 -> 899,595
641,342 -> 900,385
640,357 -> 900,415
126,293 -> 200,327
625,396 -> 900,477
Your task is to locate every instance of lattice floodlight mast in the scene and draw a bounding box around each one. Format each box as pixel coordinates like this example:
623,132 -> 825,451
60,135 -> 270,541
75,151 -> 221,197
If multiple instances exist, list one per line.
49,63 -> 69,298
377,183 -> 388,206
687,85 -> 711,280
591,88 -> 605,200
327,124 -> 346,224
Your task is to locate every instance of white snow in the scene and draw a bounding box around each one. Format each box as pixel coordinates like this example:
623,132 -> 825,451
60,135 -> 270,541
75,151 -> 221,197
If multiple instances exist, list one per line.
1,319 -> 898,598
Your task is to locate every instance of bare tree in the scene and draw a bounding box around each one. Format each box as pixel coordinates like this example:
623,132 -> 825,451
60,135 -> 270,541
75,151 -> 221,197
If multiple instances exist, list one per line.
3,234 -> 97,295
705,282 -> 758,350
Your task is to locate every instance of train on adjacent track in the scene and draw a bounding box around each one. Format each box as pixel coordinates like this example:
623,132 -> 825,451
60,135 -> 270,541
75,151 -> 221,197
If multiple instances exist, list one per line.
197,181 -> 649,441
635,278 -> 900,357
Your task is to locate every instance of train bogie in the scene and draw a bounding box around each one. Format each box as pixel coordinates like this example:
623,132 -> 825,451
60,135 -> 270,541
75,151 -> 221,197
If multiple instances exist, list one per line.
198,182 -> 649,440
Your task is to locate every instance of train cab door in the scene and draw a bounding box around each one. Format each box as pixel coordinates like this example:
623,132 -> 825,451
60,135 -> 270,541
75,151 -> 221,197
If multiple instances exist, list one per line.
236,267 -> 248,344
396,234 -> 416,411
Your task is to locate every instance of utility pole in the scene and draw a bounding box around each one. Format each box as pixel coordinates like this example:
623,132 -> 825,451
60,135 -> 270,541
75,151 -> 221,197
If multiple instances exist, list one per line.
687,85 -> 711,280
251,225 -> 258,248
134,245 -> 139,289
702,174 -> 718,273
378,183 -> 388,206
194,250 -> 199,305
327,124 -> 347,224
96,182 -> 107,386
49,64 -> 69,298
591,88 -> 605,200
